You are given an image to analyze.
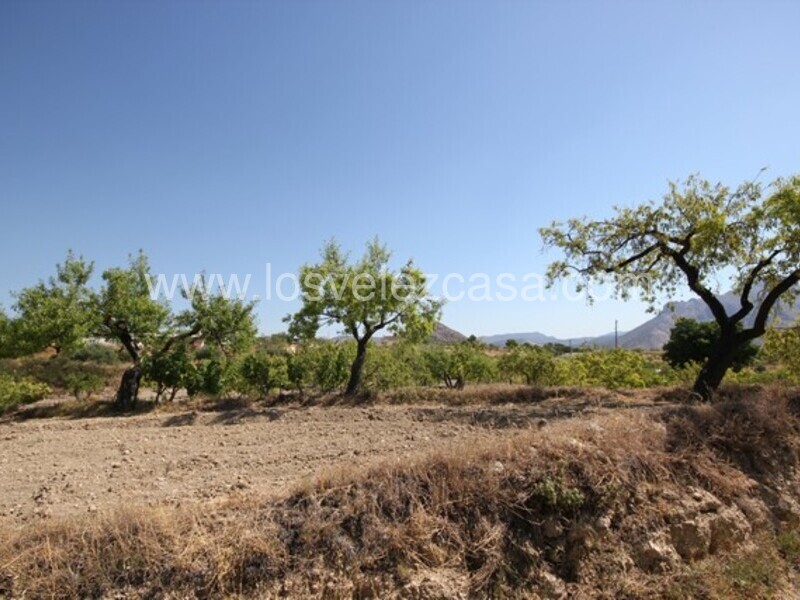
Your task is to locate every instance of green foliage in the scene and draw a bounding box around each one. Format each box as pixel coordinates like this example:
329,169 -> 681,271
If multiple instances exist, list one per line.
63,371 -> 106,401
763,322 -> 800,384
97,252 -> 172,356
10,251 -> 95,356
364,343 -> 431,391
0,374 -> 51,412
663,318 -> 757,371
498,344 -> 570,386
540,174 -> 800,307
310,342 -> 355,392
541,174 -> 800,396
177,279 -> 257,359
287,238 -> 441,394
142,344 -> 194,402
237,352 -> 289,398
0,355 -> 112,392
533,475 -> 585,512
0,308 -> 14,358
424,342 -> 497,389
67,342 -> 120,364
288,238 -> 442,343
184,359 -> 228,398
569,349 -> 668,388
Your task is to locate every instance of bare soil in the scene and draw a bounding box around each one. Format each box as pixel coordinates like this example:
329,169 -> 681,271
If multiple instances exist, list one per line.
0,398 -> 639,522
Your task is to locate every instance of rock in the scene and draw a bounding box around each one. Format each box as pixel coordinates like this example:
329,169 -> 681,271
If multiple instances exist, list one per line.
709,507 -> 751,553
634,533 -> 680,572
688,487 -> 722,514
774,493 -> 800,527
670,518 -> 711,561
537,570 -> 567,598
595,514 -> 613,533
734,495 -> 770,529
542,517 -> 563,539
491,461 -> 505,474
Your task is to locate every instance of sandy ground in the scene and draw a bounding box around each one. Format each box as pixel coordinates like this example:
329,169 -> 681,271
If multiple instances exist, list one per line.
0,401 -> 574,522
0,391 -> 660,522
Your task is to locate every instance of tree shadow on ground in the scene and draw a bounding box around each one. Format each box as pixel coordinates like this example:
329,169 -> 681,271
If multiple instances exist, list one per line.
4,398 -> 158,423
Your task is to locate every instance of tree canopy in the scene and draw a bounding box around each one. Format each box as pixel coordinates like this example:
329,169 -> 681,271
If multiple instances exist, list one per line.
287,238 -> 441,395
663,318 -> 757,371
11,251 -> 95,355
541,173 -> 800,398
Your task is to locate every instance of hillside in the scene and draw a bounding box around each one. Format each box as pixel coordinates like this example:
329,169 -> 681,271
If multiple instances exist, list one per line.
4,387 -> 800,598
619,292 -> 800,349
481,291 -> 800,350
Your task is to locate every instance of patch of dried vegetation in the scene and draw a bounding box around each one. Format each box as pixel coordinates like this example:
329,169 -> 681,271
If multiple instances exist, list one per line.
3,387 -> 800,598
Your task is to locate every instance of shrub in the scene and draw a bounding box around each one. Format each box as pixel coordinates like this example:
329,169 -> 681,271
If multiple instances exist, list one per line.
763,323 -> 800,384
142,346 -> 193,402
498,344 -> 571,386
67,342 -> 121,364
63,372 -> 106,401
1,356 -> 113,392
0,374 -> 51,412
185,359 -> 227,398
364,343 -> 431,390
423,342 -> 497,389
237,352 -> 290,398
570,349 -> 668,388
663,318 -> 758,371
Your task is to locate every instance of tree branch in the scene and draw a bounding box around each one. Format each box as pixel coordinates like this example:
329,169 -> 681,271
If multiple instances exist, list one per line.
730,249 -> 782,324
739,269 -> 800,341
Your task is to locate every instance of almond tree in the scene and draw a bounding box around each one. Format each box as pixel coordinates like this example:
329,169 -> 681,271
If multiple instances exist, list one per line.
96,252 -> 172,409
540,174 -> 800,400
11,251 -> 95,356
287,238 -> 441,396
97,255 -> 257,409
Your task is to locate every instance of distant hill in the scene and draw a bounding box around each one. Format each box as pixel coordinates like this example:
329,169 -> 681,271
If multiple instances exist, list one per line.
481,291 -> 800,350
367,322 -> 467,345
481,331 -> 620,349
429,322 -> 467,344
618,291 -> 800,350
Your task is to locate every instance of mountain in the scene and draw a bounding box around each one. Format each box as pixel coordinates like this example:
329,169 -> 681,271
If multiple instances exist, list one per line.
429,322 -> 468,344
366,322 -> 467,345
618,292 -> 800,350
481,291 -> 800,350
480,331 -> 621,348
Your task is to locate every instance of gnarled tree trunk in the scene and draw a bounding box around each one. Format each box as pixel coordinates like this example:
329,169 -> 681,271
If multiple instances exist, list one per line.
345,338 -> 369,396
692,329 -> 740,401
108,319 -> 142,411
116,364 -> 142,411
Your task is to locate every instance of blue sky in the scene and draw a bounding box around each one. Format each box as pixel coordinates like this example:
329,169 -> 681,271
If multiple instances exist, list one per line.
1,0 -> 799,338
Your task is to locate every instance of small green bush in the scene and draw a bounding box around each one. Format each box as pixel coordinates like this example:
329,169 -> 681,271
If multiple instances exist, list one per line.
67,343 -> 120,364
237,352 -> 289,398
63,372 -> 106,401
0,374 -> 51,412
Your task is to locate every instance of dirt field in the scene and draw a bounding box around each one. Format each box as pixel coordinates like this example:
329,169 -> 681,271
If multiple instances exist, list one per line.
0,399 -> 611,522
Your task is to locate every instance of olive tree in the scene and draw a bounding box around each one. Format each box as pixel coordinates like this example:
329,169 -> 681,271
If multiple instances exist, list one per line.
541,174 -> 800,400
287,238 -> 441,396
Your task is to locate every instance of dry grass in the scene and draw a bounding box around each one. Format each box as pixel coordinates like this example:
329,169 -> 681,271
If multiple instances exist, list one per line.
2,388 -> 800,598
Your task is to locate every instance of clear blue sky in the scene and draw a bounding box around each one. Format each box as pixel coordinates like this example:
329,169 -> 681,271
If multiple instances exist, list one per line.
2,0 -> 799,338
